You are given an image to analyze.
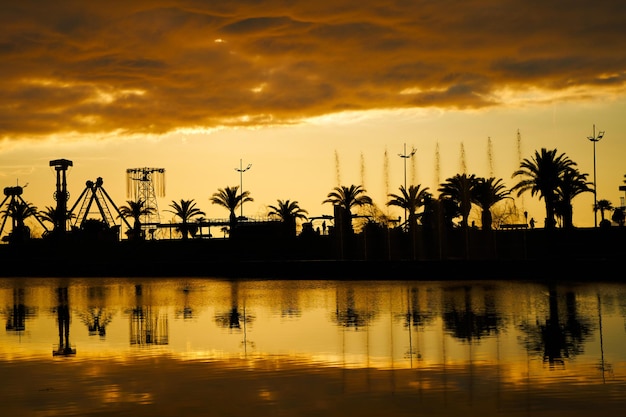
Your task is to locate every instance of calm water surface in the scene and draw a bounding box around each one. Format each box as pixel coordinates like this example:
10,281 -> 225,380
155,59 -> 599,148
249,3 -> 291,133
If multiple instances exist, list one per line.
1,277 -> 625,416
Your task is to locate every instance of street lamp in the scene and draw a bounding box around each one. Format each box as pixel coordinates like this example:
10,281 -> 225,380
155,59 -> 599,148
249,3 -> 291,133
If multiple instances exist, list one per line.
587,124 -> 605,228
398,143 -> 417,224
235,159 -> 252,219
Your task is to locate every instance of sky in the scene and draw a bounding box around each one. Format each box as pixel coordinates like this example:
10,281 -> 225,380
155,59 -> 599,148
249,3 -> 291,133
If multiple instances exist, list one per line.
2,0 -> 626,235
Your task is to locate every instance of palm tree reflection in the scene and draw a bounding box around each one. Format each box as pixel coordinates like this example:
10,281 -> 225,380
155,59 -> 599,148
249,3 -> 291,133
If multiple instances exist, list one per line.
53,287 -> 76,356
79,307 -> 113,337
78,286 -> 113,337
215,282 -> 255,330
442,286 -> 502,342
518,285 -> 593,367
214,282 -> 256,354
334,287 -> 377,330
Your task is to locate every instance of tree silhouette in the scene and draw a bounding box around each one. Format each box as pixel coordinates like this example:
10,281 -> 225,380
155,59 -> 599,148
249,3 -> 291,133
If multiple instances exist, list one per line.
1,200 -> 38,242
323,185 -> 372,234
210,186 -> 253,228
166,199 -> 205,240
118,199 -> 156,240
512,148 -> 577,229
472,177 -> 511,231
386,184 -> 430,230
267,199 -> 308,237
594,199 -> 613,228
611,206 -> 625,226
438,173 -> 477,229
555,168 -> 592,228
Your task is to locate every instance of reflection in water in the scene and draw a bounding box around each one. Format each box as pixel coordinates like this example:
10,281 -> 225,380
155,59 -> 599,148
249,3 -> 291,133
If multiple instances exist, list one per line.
129,284 -> 168,346
78,285 -> 114,337
176,286 -> 193,320
0,278 -> 625,416
334,286 -> 377,329
79,307 -> 113,337
518,284 -> 593,367
5,288 -> 31,332
443,285 -> 502,342
53,287 -> 75,356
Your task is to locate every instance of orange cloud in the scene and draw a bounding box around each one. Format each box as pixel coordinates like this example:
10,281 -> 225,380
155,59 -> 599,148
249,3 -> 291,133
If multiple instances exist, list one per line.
1,0 -> 625,140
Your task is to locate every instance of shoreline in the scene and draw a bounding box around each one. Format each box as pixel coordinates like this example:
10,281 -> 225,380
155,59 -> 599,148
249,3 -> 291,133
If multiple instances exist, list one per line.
0,227 -> 622,280
0,257 -> 616,280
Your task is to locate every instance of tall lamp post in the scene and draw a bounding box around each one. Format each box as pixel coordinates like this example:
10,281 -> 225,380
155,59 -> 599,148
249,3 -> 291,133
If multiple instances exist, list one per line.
235,159 -> 252,219
398,143 -> 417,224
587,124 -> 605,228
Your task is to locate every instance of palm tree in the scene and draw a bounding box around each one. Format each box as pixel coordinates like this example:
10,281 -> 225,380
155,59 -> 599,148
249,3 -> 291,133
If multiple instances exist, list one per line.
322,185 -> 372,234
210,186 -> 253,227
438,173 -> 478,229
611,207 -> 625,227
166,199 -> 205,240
594,199 -> 613,227
39,205 -> 66,226
118,200 -> 156,240
267,199 -> 308,236
555,168 -> 592,228
511,148 -> 577,230
472,177 -> 511,231
386,185 -> 430,230
39,206 -> 76,237
1,200 -> 38,242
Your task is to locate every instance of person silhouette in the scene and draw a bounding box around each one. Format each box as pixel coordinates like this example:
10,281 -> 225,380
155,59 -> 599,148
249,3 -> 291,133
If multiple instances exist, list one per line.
529,218 -> 535,229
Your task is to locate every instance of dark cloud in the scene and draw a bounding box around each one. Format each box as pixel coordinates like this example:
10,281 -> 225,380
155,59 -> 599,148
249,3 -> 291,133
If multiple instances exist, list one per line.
1,0 -> 626,140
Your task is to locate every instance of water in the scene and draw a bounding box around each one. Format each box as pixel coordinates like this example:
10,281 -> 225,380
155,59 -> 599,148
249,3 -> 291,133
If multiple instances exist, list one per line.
1,277 -> 625,416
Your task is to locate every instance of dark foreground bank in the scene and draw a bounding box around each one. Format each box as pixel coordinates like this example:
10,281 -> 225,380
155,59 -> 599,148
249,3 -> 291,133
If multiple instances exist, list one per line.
0,227 -> 622,280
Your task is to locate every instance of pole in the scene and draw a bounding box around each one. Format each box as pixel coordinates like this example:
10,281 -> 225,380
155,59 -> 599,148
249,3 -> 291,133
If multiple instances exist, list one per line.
398,143 -> 417,225
593,137 -> 597,228
235,159 -> 252,219
588,124 -> 604,228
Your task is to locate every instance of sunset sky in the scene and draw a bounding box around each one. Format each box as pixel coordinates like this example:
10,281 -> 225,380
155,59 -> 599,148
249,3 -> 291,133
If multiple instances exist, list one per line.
2,0 -> 626,233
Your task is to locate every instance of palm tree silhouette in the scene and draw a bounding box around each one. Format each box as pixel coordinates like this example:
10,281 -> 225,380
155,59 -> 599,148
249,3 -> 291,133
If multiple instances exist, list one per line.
439,173 -> 477,229
267,199 -> 308,237
386,184 -> 430,230
611,206 -> 625,226
118,200 -> 156,240
166,199 -> 205,240
512,148 -> 577,229
323,185 -> 372,234
210,186 -> 253,228
594,199 -> 613,227
555,168 -> 592,228
472,177 -> 511,231
1,200 -> 38,242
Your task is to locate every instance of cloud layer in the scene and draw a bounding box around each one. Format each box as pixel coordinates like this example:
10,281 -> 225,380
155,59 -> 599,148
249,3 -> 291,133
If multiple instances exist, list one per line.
2,0 -> 626,140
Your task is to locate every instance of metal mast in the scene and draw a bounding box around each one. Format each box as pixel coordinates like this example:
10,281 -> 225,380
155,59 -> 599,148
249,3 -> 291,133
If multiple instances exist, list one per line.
126,168 -> 165,226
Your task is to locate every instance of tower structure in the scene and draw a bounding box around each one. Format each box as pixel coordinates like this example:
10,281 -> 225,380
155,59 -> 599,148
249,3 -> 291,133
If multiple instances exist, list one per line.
49,159 -> 73,234
126,168 -> 165,226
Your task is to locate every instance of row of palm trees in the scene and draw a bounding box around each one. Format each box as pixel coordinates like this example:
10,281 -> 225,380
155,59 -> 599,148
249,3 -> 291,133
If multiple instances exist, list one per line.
313,147 -> 601,234
157,147 -> 608,240
1,147 -> 622,242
